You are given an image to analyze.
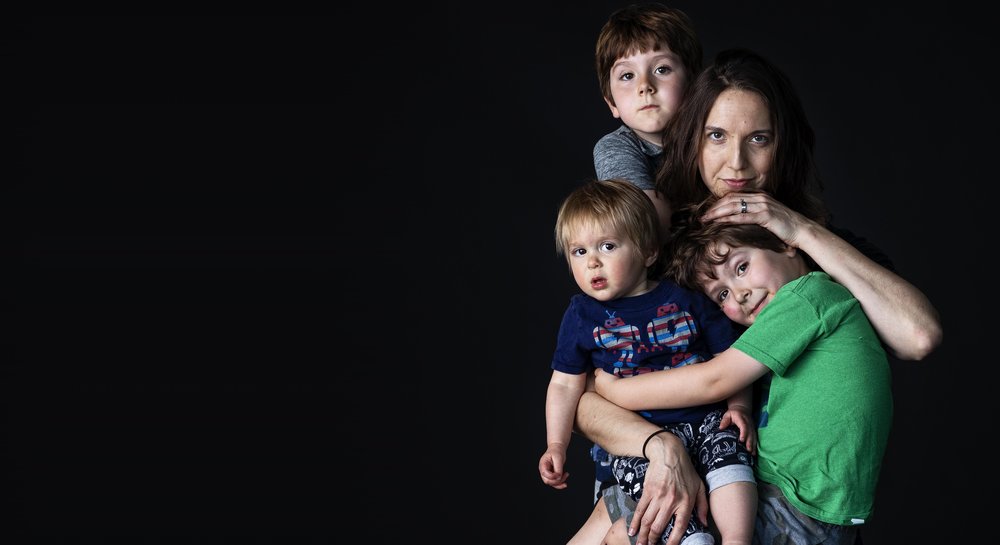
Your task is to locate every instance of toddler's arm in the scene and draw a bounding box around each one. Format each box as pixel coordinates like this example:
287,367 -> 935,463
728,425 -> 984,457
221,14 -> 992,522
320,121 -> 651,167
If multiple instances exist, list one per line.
539,370 -> 587,489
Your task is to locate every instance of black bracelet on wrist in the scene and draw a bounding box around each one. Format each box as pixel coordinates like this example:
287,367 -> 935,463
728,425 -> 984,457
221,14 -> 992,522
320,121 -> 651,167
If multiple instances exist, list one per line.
641,428 -> 671,460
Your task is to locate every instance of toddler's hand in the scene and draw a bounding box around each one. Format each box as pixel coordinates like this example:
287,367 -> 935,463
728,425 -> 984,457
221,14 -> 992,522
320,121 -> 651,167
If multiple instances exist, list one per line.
538,446 -> 570,489
593,368 -> 620,396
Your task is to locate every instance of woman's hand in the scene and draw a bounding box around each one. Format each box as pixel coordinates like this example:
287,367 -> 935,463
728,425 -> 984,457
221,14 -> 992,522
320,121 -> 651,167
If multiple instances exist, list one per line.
631,433 -> 709,545
701,191 -> 813,248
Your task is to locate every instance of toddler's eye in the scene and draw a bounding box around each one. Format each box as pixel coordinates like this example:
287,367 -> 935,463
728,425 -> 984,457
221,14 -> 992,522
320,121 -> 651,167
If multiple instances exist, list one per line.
718,289 -> 730,302
600,242 -> 617,253
571,248 -> 586,257
737,262 -> 748,275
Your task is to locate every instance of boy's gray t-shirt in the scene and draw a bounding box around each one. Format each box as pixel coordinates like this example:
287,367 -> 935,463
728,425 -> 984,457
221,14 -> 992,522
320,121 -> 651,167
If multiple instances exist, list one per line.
593,125 -> 663,190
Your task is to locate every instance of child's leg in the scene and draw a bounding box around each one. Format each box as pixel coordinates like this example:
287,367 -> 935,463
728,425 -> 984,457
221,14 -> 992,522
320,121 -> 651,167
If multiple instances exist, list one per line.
603,515 -> 632,545
567,498 -> 614,545
698,410 -> 756,545
707,481 -> 756,545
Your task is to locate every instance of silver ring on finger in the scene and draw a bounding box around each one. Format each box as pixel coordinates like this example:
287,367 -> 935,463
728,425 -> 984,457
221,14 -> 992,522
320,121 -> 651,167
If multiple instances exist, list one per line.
740,198 -> 748,214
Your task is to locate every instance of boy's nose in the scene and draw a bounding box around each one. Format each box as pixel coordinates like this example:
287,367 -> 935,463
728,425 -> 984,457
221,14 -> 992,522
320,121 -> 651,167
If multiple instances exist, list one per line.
735,287 -> 751,304
637,75 -> 654,95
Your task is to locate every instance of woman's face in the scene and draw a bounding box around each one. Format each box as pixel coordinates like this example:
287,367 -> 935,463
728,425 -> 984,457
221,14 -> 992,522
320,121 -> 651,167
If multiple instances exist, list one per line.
698,89 -> 775,197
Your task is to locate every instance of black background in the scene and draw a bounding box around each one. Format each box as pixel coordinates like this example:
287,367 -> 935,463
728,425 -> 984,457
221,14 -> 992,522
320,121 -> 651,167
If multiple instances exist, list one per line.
8,5 -> 993,543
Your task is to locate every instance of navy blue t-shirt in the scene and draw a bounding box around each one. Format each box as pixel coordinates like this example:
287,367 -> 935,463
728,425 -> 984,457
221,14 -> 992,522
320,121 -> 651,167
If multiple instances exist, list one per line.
552,280 -> 738,426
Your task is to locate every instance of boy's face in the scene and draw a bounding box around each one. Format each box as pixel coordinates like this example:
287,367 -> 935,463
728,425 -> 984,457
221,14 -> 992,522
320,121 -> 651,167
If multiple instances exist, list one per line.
605,46 -> 688,147
698,243 -> 806,326
566,222 -> 657,302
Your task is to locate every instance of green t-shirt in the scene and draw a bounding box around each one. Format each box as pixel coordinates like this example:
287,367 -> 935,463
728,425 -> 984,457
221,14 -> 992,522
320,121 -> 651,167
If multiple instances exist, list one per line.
732,271 -> 893,525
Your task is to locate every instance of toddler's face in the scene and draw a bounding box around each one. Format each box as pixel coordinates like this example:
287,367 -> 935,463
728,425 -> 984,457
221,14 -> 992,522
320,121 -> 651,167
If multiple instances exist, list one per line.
566,222 -> 656,302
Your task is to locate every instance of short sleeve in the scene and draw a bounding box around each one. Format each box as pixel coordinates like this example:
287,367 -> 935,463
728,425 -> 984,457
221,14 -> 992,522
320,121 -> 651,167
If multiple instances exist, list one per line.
593,128 -> 657,190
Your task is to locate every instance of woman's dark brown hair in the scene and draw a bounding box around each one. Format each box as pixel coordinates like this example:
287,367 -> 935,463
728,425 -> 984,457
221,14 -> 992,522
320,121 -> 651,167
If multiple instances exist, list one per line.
656,48 -> 829,225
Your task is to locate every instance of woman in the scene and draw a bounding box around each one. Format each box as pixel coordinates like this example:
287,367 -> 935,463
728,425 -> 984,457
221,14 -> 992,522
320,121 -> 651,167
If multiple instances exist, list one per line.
573,48 -> 942,545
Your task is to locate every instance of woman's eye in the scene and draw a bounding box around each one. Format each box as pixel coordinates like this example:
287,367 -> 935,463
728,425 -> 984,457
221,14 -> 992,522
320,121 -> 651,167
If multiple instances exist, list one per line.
707,131 -> 724,142
750,134 -> 770,144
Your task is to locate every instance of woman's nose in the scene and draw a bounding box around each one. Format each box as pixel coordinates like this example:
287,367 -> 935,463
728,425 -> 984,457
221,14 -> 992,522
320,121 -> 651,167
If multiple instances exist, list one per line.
727,144 -> 747,169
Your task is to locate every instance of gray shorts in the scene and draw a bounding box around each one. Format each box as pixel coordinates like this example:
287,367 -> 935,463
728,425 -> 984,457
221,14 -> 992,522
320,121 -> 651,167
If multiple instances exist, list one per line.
753,481 -> 862,545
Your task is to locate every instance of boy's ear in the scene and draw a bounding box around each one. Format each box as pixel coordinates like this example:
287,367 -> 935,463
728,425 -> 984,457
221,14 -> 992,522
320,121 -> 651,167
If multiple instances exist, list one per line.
604,96 -> 621,119
644,248 -> 660,268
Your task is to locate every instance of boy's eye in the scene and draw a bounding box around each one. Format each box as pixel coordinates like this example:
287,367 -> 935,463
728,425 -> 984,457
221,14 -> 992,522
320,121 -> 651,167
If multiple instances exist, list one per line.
737,262 -> 748,275
619,72 -> 634,81
571,248 -> 586,257
718,289 -> 730,302
600,242 -> 616,253
654,65 -> 671,75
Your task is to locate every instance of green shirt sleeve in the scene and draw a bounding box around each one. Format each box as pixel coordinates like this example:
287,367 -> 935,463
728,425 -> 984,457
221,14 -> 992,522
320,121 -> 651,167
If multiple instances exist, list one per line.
731,272 -> 856,376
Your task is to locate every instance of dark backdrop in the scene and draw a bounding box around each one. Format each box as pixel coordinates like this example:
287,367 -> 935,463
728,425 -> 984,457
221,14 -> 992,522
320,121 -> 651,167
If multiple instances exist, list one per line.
8,6 -> 992,543
444,2 -> 992,544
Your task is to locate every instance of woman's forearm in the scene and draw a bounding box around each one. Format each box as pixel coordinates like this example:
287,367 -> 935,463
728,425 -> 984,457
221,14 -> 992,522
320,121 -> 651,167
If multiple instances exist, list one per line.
574,391 -> 662,457
797,222 -> 942,360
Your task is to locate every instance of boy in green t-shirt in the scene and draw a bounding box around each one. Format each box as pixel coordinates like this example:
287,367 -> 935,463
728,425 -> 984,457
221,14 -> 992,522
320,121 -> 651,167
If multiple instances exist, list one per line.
594,193 -> 893,545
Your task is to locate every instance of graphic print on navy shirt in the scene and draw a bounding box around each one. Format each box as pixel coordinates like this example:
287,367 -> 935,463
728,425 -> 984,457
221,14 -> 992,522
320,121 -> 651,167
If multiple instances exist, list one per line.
592,302 -> 703,374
